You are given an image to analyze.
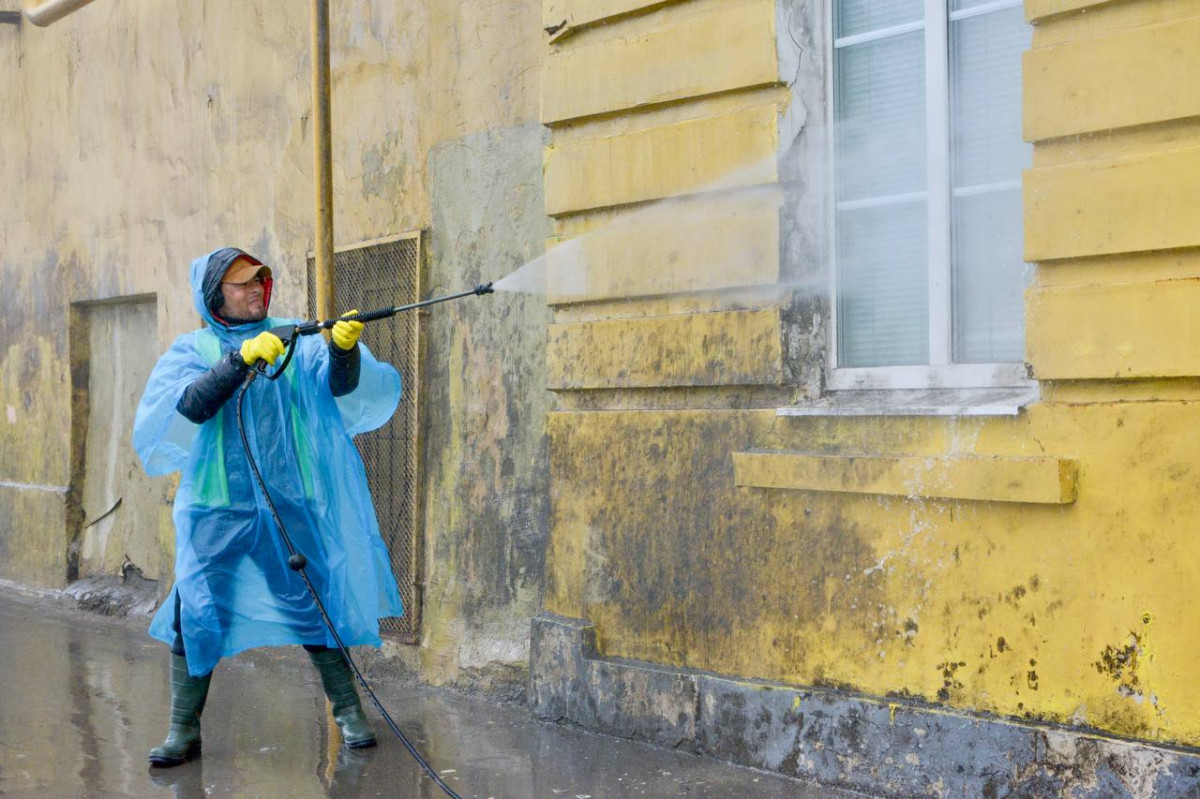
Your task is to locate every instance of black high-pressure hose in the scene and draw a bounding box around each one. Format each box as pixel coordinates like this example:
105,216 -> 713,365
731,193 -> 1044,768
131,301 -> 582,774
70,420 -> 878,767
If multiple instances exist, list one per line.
233,283 -> 493,799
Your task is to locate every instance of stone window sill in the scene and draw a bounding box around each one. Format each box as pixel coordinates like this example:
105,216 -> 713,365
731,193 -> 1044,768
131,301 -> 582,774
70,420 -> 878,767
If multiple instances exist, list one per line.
776,386 -> 1040,418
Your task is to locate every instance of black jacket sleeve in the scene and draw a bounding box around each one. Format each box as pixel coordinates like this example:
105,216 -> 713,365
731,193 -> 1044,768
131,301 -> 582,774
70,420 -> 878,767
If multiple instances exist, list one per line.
329,342 -> 361,398
175,352 -> 251,424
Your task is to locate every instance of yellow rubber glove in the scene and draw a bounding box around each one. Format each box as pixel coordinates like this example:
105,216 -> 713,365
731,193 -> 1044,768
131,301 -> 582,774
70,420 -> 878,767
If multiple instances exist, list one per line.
331,310 -> 364,351
240,331 -> 286,367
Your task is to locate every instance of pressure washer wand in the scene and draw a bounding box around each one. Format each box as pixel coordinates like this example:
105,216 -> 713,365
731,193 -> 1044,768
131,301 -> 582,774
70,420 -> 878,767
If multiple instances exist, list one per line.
257,282 -> 494,381
291,282 -> 494,340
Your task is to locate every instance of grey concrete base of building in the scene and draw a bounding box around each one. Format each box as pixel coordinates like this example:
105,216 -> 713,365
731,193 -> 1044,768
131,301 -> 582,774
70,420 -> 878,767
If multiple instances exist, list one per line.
529,612 -> 1200,798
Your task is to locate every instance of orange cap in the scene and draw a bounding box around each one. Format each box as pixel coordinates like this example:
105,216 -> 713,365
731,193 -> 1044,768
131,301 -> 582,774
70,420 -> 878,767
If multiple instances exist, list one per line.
223,256 -> 272,284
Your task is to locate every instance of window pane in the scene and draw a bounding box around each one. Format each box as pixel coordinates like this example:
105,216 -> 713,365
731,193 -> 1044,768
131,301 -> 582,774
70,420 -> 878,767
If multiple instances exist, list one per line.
952,191 -> 1027,362
837,0 -> 922,39
835,32 -> 926,202
950,6 -> 1031,363
834,18 -> 926,369
951,7 -> 1031,187
838,202 -> 929,367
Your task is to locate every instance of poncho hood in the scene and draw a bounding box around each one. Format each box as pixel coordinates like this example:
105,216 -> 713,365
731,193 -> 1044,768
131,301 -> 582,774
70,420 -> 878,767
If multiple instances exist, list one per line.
191,247 -> 273,336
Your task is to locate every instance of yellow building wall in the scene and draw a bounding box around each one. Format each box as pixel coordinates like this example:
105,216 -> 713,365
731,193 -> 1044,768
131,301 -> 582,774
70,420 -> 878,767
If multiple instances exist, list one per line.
541,0 -> 1200,748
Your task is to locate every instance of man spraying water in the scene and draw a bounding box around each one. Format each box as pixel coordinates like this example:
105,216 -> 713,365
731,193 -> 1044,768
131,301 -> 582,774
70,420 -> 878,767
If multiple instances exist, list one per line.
133,247 -> 405,766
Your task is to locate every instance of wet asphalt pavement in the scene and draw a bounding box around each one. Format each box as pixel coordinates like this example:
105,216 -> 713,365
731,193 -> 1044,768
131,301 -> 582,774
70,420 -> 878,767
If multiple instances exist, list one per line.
0,589 -> 870,799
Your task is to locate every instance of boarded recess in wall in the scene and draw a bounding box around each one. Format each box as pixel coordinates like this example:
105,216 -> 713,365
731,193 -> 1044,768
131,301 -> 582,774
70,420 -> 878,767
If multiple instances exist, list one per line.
74,296 -> 165,582
307,234 -> 423,643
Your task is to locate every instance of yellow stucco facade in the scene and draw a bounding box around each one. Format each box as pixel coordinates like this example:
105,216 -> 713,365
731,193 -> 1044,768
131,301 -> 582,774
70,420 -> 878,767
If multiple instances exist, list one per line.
539,0 -> 1200,752
3,0 -> 1200,773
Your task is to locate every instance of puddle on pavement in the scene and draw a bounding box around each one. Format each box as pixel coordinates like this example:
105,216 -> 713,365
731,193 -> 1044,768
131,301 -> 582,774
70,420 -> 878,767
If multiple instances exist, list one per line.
0,593 -> 861,798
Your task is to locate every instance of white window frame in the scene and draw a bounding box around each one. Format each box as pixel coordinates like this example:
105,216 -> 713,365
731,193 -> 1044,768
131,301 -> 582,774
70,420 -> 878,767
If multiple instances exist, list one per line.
826,0 -> 1032,392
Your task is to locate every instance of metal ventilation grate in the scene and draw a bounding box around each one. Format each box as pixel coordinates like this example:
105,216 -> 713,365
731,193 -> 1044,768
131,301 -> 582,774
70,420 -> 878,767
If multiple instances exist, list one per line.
308,234 -> 422,643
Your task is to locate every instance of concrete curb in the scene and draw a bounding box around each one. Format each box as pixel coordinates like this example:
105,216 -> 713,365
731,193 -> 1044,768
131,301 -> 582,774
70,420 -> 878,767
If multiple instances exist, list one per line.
0,578 -> 66,603
0,575 -> 157,617
529,612 -> 1200,798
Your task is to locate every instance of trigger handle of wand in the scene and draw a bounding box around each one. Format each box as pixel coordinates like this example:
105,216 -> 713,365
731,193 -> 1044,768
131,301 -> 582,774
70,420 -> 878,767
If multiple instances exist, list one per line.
326,306 -> 398,327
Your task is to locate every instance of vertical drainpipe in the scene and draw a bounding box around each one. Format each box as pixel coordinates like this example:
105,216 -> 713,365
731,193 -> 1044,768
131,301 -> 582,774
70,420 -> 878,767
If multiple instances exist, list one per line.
312,0 -> 336,321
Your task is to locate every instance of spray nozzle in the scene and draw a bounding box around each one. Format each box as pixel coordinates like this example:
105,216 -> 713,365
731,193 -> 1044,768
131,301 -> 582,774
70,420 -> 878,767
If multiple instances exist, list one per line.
475,282 -> 494,295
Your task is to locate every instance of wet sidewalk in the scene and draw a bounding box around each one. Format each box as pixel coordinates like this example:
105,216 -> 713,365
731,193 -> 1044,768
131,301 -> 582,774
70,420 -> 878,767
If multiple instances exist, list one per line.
0,589 -> 870,798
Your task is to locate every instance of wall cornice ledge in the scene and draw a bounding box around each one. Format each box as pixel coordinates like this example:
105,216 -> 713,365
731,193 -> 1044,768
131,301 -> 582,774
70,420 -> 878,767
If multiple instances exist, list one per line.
732,451 -> 1079,504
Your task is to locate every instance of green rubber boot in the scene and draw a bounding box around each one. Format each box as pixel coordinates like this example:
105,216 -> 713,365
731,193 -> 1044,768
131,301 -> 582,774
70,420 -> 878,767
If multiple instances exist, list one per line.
148,654 -> 212,767
309,649 -> 377,749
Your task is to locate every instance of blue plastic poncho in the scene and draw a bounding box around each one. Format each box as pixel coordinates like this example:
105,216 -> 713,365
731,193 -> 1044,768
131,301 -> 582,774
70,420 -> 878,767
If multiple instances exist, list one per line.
134,250 -> 404,676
